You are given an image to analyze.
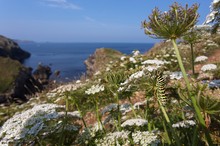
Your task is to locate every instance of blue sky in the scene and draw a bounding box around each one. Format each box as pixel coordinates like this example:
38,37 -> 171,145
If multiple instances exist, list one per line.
0,0 -> 212,43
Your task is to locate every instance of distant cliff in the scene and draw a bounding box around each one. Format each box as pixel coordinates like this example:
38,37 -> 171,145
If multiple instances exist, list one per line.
0,35 -> 52,104
0,35 -> 30,62
84,48 -> 123,77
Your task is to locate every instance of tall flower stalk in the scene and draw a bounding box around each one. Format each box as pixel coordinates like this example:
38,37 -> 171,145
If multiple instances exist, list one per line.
142,2 -> 213,145
183,29 -> 200,75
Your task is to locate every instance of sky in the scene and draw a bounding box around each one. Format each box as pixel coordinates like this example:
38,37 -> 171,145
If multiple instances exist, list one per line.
0,0 -> 213,43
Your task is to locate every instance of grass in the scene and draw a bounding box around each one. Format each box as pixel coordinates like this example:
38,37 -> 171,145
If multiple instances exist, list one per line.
0,57 -> 22,93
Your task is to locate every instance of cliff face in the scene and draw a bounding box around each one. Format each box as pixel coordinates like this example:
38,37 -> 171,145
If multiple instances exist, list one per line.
84,48 -> 123,77
0,35 -> 51,104
0,35 -> 30,62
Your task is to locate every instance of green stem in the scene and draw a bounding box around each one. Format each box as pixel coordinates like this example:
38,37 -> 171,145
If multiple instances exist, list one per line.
95,99 -> 106,133
128,97 -> 137,118
171,39 -> 213,146
158,100 -> 181,146
115,93 -> 122,131
171,39 -> 191,91
75,103 -> 87,128
192,126 -> 199,146
190,43 -> 195,75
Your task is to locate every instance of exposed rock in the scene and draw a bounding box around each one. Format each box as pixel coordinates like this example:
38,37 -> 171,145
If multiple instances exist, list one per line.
33,64 -> 52,85
84,48 -> 122,77
0,35 -> 30,62
0,57 -> 43,104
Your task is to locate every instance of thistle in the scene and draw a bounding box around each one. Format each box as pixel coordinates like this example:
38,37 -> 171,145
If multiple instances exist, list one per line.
142,2 -> 213,145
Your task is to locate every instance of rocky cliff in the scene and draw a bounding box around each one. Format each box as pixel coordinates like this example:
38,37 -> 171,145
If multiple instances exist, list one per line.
0,35 -> 30,62
0,35 -> 52,104
84,48 -> 123,77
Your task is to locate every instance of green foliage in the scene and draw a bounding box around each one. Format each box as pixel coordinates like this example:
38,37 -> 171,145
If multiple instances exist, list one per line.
0,57 -> 21,93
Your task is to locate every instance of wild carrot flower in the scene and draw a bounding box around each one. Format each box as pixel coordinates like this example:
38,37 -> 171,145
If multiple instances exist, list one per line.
121,119 -> 148,127
132,131 -> 160,146
85,84 -> 104,95
172,120 -> 196,128
194,56 -> 208,62
201,64 -> 217,72
142,59 -> 165,66
0,104 -> 64,145
95,130 -> 130,146
142,2 -> 199,39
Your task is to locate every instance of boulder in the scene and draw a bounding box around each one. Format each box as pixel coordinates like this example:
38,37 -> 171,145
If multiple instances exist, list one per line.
33,64 -> 52,85
0,35 -> 30,62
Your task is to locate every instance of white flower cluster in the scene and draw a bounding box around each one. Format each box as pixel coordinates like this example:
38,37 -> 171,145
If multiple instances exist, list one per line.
194,56 -> 208,62
142,59 -> 165,66
129,57 -> 137,63
170,72 -> 183,80
95,130 -> 130,146
201,64 -> 217,72
121,118 -> 148,127
0,104 -> 64,145
132,50 -> 140,57
85,84 -> 104,95
120,56 -> 126,61
132,131 -> 160,146
172,120 -> 196,128
144,66 -> 160,72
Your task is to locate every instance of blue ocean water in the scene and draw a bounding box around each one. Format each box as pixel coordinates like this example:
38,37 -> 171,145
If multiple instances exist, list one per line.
19,42 -> 154,81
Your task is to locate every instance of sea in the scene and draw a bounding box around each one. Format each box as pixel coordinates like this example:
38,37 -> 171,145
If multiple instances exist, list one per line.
18,42 -> 154,82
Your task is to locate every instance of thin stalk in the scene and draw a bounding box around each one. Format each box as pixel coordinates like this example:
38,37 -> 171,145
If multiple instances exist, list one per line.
192,126 -> 199,146
75,103 -> 87,128
162,121 -> 171,145
128,97 -> 137,118
190,43 -> 195,75
115,93 -> 122,131
171,39 -> 213,146
158,100 -> 181,146
95,99 -> 106,133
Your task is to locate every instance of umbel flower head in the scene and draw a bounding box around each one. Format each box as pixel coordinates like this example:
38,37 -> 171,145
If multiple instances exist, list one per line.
142,2 -> 199,39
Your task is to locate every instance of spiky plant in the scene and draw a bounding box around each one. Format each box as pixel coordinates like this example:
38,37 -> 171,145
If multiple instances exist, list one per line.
142,2 -> 213,145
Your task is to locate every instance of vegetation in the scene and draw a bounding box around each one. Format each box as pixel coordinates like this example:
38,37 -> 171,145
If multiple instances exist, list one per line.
1,1 -> 220,146
0,57 -> 22,93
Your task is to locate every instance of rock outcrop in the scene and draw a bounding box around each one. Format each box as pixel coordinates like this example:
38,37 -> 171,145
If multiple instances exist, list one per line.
0,57 -> 43,104
84,48 -> 122,77
0,35 -> 30,62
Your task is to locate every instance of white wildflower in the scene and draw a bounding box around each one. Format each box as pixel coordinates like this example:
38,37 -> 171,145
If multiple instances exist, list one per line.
172,120 -> 196,128
96,130 -> 130,146
0,104 -> 64,145
105,67 -> 110,71
76,80 -> 81,84
134,100 -> 146,110
170,72 -> 183,80
132,131 -> 160,146
94,71 -> 101,76
120,56 -> 126,61
201,64 -> 217,72
85,84 -> 105,95
142,59 -> 165,66
121,119 -> 148,127
129,57 -> 137,63
194,56 -> 208,62
132,50 -> 140,57
145,66 -> 160,72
